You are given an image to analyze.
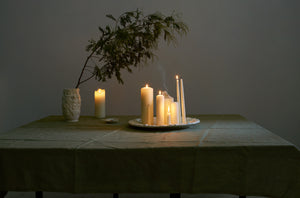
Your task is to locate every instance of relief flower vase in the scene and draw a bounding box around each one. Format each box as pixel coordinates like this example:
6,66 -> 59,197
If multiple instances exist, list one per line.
62,88 -> 81,122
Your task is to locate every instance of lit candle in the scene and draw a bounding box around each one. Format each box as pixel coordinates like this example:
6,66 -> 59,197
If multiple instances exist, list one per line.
141,84 -> 153,125
176,75 -> 182,123
180,78 -> 186,124
171,101 -> 179,124
162,91 -> 174,125
156,91 -> 164,126
94,88 -> 105,118
167,106 -> 171,125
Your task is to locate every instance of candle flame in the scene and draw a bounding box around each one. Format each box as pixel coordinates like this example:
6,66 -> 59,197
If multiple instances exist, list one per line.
159,90 -> 161,95
97,88 -> 103,93
168,106 -> 170,113
176,75 -> 179,80
146,84 -> 148,88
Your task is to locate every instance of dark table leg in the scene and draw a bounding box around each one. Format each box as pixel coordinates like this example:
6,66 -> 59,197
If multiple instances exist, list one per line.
170,193 -> 180,198
35,191 -> 43,198
0,191 -> 7,198
239,196 -> 246,198
113,193 -> 119,198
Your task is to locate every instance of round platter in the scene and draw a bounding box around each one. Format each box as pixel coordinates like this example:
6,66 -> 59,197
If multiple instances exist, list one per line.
128,117 -> 200,130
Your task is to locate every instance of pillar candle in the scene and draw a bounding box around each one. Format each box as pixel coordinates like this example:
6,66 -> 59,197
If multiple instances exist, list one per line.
156,91 -> 164,126
167,106 -> 171,125
141,84 -> 153,125
170,102 -> 179,124
180,78 -> 186,124
162,91 -> 174,125
95,88 -> 105,118
176,75 -> 182,123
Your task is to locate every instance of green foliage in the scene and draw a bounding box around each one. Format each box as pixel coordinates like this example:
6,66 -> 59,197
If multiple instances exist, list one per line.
75,9 -> 188,88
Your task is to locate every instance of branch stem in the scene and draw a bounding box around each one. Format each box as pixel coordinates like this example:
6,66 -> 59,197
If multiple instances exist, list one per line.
78,74 -> 96,85
75,51 -> 95,88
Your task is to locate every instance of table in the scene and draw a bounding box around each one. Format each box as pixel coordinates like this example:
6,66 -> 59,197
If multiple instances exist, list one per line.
0,115 -> 300,198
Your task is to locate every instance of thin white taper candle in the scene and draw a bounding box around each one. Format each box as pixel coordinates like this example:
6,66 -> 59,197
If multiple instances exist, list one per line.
176,75 -> 182,123
180,78 -> 186,124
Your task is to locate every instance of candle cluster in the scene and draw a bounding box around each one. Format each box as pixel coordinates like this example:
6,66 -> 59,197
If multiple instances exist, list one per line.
141,75 -> 186,126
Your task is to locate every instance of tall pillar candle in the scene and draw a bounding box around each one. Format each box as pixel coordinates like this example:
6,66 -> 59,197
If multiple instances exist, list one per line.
156,91 -> 164,126
176,75 -> 182,123
170,102 -> 179,124
95,88 -> 105,118
180,78 -> 187,124
141,84 -> 153,125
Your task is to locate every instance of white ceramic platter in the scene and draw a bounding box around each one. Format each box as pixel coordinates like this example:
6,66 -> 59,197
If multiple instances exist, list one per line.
128,117 -> 200,130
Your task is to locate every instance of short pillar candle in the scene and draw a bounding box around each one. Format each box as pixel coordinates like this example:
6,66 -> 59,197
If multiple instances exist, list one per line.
156,91 -> 165,126
171,101 -> 179,124
164,95 -> 174,125
167,106 -> 171,125
95,88 -> 105,118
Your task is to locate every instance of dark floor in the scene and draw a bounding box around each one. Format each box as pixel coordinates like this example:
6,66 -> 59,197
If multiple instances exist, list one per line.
5,192 -> 268,198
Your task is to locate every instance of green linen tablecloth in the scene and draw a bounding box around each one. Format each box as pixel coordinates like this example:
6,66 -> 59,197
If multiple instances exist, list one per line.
0,115 -> 299,198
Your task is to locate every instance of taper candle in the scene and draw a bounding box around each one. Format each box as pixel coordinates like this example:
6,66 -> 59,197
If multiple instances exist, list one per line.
95,88 -> 105,118
141,84 -> 153,125
176,75 -> 182,123
156,91 -> 164,126
180,78 -> 186,124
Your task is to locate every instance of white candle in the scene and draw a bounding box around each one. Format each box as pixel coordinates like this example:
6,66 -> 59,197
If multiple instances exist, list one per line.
147,104 -> 151,124
180,78 -> 186,124
162,91 -> 174,125
95,88 -> 105,118
167,105 -> 171,125
171,102 -> 179,124
176,75 -> 182,123
141,84 -> 153,125
156,91 -> 164,126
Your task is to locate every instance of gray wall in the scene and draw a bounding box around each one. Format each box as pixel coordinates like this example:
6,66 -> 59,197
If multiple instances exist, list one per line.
1,0 -> 300,147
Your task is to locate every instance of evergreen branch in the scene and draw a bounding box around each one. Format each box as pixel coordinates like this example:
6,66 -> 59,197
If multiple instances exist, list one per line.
75,10 -> 188,88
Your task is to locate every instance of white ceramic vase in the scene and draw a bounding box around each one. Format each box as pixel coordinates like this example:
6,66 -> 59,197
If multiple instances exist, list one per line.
62,88 -> 81,122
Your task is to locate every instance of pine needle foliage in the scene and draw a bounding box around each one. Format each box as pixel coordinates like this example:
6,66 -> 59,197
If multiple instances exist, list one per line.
75,9 -> 188,88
